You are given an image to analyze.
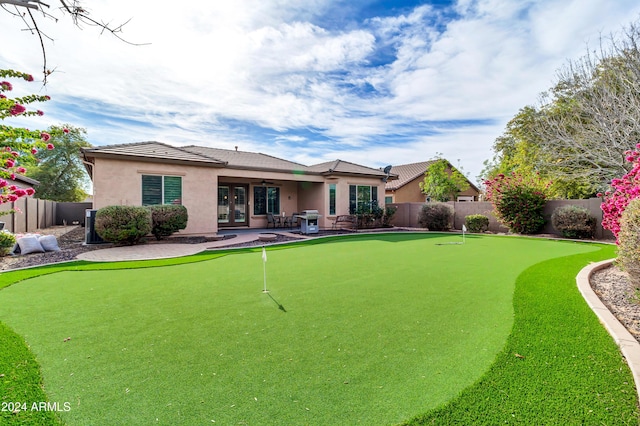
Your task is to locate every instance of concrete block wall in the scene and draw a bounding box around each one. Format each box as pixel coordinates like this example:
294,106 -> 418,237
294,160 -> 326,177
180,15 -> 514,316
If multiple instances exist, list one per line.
389,198 -> 614,240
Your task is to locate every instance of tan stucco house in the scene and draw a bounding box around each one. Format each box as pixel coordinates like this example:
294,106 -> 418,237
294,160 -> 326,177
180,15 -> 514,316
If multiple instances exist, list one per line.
384,160 -> 480,203
81,141 -> 396,235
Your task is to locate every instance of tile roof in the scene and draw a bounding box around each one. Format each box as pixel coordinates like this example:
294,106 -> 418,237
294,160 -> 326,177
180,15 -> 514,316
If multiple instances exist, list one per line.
82,141 -> 226,166
82,141 -> 392,179
308,159 -> 390,177
182,146 -> 308,172
386,160 -> 480,192
385,161 -> 435,191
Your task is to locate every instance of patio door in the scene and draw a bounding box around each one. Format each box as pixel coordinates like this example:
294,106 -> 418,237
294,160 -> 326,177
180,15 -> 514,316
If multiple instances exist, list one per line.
218,184 -> 248,227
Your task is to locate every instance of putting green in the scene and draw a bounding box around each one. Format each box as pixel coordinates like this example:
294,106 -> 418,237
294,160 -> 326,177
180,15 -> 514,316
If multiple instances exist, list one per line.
0,233 -> 601,425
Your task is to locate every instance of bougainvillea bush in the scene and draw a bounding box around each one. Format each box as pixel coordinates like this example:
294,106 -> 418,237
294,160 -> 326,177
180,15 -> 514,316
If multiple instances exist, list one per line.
600,145 -> 640,242
0,69 -> 53,204
484,173 -> 549,234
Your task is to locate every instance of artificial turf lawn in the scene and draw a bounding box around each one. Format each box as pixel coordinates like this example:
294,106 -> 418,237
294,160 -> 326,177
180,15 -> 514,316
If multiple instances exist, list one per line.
0,233 -> 637,424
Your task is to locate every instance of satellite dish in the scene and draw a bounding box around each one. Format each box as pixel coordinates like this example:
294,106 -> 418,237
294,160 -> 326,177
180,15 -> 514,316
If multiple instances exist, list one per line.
383,165 -> 392,174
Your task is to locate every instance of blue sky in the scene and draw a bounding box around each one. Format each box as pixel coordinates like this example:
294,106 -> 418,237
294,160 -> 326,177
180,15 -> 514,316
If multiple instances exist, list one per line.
2,0 -> 640,185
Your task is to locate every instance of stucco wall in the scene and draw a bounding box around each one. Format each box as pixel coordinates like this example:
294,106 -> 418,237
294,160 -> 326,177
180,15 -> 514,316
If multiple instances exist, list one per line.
93,158 -> 219,234
386,175 -> 480,203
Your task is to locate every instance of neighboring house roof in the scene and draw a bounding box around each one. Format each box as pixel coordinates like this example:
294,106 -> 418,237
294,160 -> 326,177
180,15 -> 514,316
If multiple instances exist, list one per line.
385,160 -> 480,192
385,161 -> 436,191
13,174 -> 39,186
82,141 -> 394,179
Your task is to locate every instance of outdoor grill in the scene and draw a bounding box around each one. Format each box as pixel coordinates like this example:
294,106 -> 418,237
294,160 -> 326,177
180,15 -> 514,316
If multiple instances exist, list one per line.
297,210 -> 321,234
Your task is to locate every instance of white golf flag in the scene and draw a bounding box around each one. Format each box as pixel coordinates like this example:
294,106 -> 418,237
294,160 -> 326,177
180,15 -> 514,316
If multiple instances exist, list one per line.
462,224 -> 467,232
262,246 -> 267,263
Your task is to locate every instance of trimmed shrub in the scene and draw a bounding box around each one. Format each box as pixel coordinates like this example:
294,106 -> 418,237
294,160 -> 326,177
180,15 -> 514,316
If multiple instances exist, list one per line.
551,205 -> 596,239
0,230 -> 16,255
418,203 -> 453,231
617,198 -> 640,286
464,214 -> 489,233
95,205 -> 152,245
147,204 -> 188,240
382,206 -> 397,227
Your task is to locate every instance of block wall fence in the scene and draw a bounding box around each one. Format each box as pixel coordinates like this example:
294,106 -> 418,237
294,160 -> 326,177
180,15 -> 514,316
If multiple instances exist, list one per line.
0,200 -> 92,234
388,198 -> 614,240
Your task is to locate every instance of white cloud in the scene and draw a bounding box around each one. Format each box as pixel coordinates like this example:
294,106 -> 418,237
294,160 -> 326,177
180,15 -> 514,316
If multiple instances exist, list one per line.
2,0 -> 640,187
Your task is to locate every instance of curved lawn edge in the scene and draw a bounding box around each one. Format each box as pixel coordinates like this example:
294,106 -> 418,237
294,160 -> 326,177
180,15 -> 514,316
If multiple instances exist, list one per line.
404,243 -> 640,425
577,259 -> 640,403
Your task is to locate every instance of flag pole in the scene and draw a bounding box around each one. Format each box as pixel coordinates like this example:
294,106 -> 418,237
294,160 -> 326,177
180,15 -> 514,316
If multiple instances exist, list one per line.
462,224 -> 466,244
262,246 -> 268,293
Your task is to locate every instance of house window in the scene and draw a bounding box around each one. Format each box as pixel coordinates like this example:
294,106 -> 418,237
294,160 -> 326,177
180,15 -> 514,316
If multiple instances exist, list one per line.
253,186 -> 280,215
329,184 -> 336,215
142,175 -> 182,205
349,185 -> 378,214
385,196 -> 393,204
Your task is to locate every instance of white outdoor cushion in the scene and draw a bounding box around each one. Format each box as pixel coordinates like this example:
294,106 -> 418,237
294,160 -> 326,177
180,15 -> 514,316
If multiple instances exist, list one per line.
17,235 -> 45,255
38,235 -> 61,252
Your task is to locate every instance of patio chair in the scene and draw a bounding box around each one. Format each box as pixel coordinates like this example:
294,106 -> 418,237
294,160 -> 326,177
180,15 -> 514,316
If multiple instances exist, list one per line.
266,213 -> 280,228
283,213 -> 300,229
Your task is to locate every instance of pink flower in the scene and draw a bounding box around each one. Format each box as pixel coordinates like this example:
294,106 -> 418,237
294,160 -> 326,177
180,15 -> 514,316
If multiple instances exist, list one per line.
0,180 -> 7,188
5,159 -> 15,168
44,95 -> 50,100
25,188 -> 35,196
10,174 -> 16,180
37,110 -> 44,116
9,104 -> 26,116
14,188 -> 27,197
7,194 -> 18,202
16,167 -> 26,174
25,74 -> 34,82
0,81 -> 12,91
63,128 -> 69,134
46,143 -> 54,150
11,151 -> 19,158
40,132 -> 51,142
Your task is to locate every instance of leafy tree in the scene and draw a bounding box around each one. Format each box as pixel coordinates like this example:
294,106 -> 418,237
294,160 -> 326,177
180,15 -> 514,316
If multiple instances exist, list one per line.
27,124 -> 91,201
419,158 -> 469,202
484,19 -> 640,198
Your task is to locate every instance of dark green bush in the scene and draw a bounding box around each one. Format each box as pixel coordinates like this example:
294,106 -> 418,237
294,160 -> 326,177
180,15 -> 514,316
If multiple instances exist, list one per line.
418,203 -> 453,231
551,205 -> 596,239
464,214 -> 489,233
617,198 -> 640,286
147,204 -> 188,240
95,205 -> 152,245
382,206 -> 397,227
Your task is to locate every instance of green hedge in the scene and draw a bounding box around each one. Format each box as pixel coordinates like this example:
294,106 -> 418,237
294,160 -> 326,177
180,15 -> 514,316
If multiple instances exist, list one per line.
551,205 -> 596,239
95,205 -> 152,245
147,204 -> 188,240
464,214 -> 489,233
418,203 -> 453,231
